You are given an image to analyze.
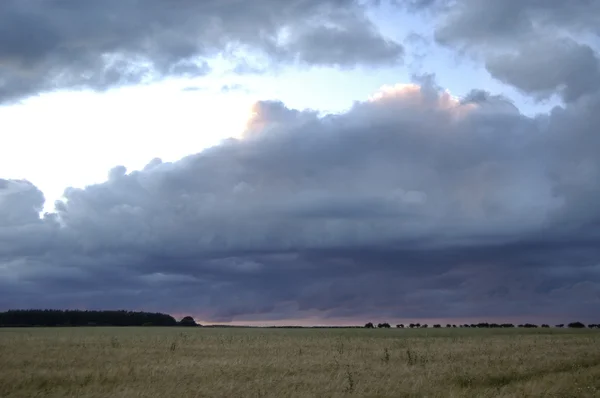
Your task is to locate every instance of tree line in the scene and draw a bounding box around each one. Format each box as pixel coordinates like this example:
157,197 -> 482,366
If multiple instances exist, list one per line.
0,309 -> 194,327
1,310 -> 597,329
364,322 -> 598,329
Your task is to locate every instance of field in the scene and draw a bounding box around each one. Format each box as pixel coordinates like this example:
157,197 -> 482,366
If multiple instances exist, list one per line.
1,327 -> 599,397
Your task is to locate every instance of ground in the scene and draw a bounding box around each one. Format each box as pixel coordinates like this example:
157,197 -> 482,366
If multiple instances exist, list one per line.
0,327 -> 599,397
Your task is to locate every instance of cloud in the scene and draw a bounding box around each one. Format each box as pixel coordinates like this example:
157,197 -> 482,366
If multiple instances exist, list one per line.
423,0 -> 600,45
181,86 -> 206,93
403,33 -> 431,71
2,80 -> 600,322
400,0 -> 600,103
485,38 -> 600,103
220,84 -> 249,94
0,0 -> 402,103
283,18 -> 403,68
0,179 -> 45,227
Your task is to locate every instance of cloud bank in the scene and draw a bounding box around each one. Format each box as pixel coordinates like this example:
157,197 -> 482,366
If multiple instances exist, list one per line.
2,78 -> 600,322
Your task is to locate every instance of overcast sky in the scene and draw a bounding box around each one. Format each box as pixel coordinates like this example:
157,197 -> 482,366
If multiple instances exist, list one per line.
1,0 -> 599,325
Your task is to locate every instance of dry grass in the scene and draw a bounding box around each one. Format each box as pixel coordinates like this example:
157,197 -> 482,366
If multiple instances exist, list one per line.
0,327 -> 599,397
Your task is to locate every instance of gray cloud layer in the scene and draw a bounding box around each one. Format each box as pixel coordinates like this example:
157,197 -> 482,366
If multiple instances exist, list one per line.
2,79 -> 600,322
0,0 -> 402,103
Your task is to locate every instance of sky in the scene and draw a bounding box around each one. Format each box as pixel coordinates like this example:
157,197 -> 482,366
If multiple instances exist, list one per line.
1,0 -> 599,325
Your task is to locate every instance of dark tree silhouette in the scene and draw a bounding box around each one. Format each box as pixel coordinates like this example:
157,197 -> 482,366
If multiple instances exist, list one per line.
433,324 -> 441,328
541,324 -> 550,328
365,322 -> 375,328
179,316 -> 198,327
556,324 -> 564,328
0,309 -> 177,327
378,323 -> 391,328
421,324 -> 428,328
396,324 -> 404,328
568,322 -> 585,328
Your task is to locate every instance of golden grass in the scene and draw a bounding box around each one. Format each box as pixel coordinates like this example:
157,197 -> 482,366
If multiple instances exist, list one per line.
0,327 -> 599,397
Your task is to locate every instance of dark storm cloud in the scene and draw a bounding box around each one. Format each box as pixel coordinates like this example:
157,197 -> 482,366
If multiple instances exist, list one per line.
398,0 -> 600,103
0,0 -> 402,103
2,80 -> 600,322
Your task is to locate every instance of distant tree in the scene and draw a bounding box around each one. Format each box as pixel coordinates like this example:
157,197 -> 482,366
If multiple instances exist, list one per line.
396,324 -> 404,328
433,324 -> 441,328
421,324 -> 428,328
568,322 -> 585,329
587,324 -> 598,329
415,323 -> 421,328
409,323 -> 415,328
365,322 -> 374,329
556,324 -> 564,328
179,316 -> 198,327
541,324 -> 550,328
446,324 -> 451,328
452,324 -> 457,328
377,323 -> 391,328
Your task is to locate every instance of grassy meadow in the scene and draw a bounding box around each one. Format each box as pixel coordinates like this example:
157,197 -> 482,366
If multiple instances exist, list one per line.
0,327 -> 599,397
